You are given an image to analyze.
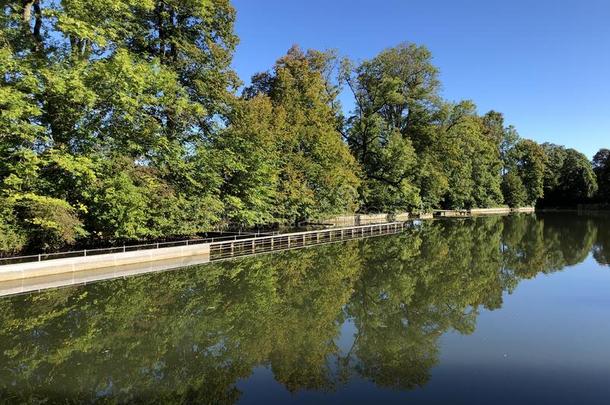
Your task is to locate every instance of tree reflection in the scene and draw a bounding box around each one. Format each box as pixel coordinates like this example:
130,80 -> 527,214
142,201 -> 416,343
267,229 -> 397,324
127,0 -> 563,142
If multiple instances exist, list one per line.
592,213 -> 610,266
0,213 -> 605,403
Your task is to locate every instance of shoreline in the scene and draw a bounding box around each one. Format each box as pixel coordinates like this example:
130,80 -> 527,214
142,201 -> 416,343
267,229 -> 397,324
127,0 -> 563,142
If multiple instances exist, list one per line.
0,209 -> 547,295
0,222 -> 408,296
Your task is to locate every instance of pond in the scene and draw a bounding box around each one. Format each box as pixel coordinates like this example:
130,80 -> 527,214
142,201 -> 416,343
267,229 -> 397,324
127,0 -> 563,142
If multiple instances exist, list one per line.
0,213 -> 609,404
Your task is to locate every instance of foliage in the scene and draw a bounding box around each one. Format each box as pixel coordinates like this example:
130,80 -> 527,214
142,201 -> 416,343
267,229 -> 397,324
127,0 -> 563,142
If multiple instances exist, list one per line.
243,46 -> 361,222
502,171 -> 528,208
0,0 -> 234,252
0,200 -> 26,255
503,139 -> 546,206
12,193 -> 87,251
0,3 -> 605,254
593,148 -> 610,202
342,42 -> 439,211
213,96 -> 279,227
541,144 -> 598,206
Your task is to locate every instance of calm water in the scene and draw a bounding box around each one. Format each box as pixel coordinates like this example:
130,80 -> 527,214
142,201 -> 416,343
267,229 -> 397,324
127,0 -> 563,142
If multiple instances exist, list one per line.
1,213 -> 610,404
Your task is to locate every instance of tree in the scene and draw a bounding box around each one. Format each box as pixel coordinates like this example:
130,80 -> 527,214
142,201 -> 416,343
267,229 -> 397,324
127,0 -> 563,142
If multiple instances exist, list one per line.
503,139 -> 546,206
557,149 -> 597,204
435,101 -> 503,209
362,130 -> 421,212
213,96 -> 279,227
0,6 -> 604,255
593,148 -> 610,202
0,0 -> 237,252
540,143 -> 568,205
541,144 -> 598,206
343,43 -> 441,211
342,42 -> 440,156
502,171 -> 527,208
244,46 -> 361,223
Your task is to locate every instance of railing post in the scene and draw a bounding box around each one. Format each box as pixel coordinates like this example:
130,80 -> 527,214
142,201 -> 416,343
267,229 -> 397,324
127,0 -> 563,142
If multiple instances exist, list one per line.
123,245 -> 126,253
38,254 -> 41,262
84,249 -> 87,257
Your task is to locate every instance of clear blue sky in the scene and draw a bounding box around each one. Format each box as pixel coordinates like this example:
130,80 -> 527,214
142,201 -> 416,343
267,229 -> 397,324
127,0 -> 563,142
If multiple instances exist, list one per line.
230,0 -> 609,158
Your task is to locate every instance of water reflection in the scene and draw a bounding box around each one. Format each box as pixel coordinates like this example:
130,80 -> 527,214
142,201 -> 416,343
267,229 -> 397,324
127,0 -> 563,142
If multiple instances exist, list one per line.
0,213 -> 608,403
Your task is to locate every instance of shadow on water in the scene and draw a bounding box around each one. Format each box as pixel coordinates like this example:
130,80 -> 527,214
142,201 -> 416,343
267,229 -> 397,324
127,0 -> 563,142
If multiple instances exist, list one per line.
0,213 -> 608,403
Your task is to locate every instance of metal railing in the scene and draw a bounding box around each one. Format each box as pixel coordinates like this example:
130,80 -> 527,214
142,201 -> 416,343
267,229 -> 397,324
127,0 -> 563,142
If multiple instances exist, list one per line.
0,231 -> 277,266
209,222 -> 408,261
0,221 -> 413,267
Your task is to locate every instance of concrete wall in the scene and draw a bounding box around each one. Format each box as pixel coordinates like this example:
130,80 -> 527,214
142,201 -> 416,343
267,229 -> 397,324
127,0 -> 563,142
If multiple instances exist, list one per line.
510,207 -> 535,213
0,254 -> 212,297
394,213 -> 410,221
434,210 -> 469,217
322,213 -> 410,226
416,213 -> 434,219
469,207 -> 512,215
0,243 -> 210,283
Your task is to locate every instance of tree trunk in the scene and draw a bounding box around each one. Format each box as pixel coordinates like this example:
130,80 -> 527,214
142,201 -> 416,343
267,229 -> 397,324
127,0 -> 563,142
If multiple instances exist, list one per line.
32,0 -> 42,49
21,0 -> 34,23
21,0 -> 43,52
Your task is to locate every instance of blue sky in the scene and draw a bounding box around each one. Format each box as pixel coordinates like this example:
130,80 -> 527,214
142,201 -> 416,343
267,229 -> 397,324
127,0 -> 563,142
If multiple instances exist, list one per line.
230,0 -> 609,158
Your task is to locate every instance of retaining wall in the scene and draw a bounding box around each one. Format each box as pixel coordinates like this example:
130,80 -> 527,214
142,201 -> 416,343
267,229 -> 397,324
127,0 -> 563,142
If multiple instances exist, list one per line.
469,207 -> 512,215
322,213 -> 409,226
0,254 -> 212,297
0,243 -> 211,283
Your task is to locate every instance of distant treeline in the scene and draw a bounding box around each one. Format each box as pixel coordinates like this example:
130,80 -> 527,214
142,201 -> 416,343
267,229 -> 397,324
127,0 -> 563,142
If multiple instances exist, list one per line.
1,0 -> 609,254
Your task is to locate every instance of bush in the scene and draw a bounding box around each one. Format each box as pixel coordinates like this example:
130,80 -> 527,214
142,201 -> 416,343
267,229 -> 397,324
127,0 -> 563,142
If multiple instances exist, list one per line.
13,193 -> 86,251
0,207 -> 26,256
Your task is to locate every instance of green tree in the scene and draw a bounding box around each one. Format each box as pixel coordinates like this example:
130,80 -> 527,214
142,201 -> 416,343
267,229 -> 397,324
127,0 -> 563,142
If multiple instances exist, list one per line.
0,0 -> 237,251
434,101 -> 503,209
343,43 -> 440,211
503,139 -> 546,206
593,148 -> 610,202
244,46 -> 361,223
541,144 -> 597,206
0,4 -> 603,255
540,143 -> 568,205
213,96 -> 279,227
557,149 -> 597,204
502,171 -> 527,208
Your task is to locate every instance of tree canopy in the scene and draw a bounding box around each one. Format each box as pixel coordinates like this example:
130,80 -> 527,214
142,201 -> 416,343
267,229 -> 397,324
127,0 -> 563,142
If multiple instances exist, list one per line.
0,2 -> 607,254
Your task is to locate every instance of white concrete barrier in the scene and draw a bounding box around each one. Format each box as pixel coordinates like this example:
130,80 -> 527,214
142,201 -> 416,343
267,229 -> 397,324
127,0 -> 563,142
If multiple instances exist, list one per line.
511,207 -> 535,213
0,243 -> 211,283
469,207 -> 512,215
0,254 -> 213,297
